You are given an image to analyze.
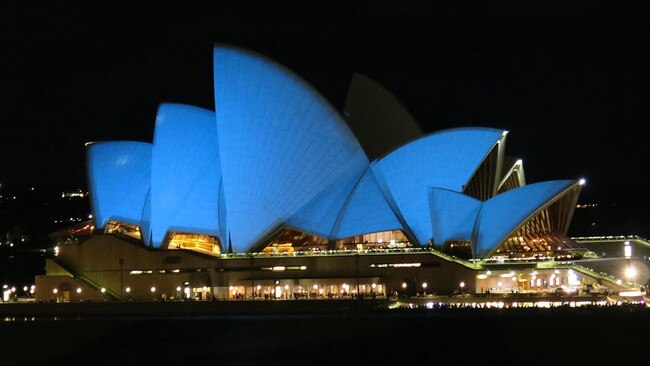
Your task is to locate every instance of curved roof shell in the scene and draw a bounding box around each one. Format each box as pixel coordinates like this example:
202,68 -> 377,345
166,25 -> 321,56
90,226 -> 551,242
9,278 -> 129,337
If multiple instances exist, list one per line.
429,187 -> 482,246
343,73 -> 423,160
86,141 -> 152,230
473,180 -> 579,257
372,127 -> 505,245
213,45 -> 368,252
150,103 -> 221,248
331,166 -> 403,240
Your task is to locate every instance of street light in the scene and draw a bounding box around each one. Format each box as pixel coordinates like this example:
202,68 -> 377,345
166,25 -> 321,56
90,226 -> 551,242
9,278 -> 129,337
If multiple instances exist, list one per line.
625,267 -> 637,280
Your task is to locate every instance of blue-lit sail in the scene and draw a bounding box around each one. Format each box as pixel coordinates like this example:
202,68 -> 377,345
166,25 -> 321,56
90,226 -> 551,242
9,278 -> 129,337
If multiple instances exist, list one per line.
150,103 -> 221,248
86,141 -> 152,230
213,45 -> 368,252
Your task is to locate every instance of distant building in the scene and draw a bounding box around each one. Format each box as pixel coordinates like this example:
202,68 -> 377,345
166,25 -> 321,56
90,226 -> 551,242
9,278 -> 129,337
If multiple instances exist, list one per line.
35,45 -> 644,302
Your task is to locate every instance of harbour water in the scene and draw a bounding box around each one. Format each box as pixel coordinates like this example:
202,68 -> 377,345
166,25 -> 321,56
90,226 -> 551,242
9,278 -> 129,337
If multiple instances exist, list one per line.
0,301 -> 648,365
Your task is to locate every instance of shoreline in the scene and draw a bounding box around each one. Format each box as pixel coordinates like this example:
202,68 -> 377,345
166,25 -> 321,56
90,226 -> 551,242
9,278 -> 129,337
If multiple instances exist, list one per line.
1,296 -> 648,318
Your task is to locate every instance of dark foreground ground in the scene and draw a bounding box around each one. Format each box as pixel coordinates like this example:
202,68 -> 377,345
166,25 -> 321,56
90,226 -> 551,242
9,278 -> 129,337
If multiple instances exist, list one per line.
0,301 -> 648,365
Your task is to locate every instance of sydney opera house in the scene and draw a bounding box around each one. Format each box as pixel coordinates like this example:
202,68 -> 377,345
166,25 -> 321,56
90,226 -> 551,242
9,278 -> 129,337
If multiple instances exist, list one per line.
35,45 -> 640,302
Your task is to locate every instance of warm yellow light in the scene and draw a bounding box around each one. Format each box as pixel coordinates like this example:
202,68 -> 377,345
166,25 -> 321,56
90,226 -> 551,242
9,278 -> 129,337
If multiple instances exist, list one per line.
100,288 -> 106,293
459,282 -> 465,288
422,282 -> 428,288
76,288 -> 82,294
150,286 -> 156,293
620,291 -> 643,297
401,282 -> 407,289
52,288 -> 58,294
125,287 -> 131,293
312,284 -> 318,290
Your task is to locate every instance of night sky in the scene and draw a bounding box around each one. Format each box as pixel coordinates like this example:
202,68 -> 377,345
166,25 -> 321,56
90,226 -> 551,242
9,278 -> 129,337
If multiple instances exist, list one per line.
1,2 -> 649,236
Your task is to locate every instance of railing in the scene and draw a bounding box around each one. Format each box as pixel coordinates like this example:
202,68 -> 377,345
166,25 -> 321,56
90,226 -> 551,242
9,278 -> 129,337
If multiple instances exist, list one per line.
50,257 -> 121,299
571,234 -> 644,242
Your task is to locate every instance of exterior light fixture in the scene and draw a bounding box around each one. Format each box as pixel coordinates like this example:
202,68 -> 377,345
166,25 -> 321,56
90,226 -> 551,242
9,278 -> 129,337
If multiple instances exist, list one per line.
624,241 -> 632,259
625,267 -> 637,279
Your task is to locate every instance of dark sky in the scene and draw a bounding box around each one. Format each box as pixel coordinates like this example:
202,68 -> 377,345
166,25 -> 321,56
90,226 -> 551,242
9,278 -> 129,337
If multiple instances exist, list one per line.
1,1 -> 649,235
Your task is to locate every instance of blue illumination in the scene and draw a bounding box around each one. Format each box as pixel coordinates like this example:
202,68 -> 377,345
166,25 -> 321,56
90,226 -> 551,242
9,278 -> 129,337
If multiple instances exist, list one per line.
213,45 -> 368,251
286,164 -> 366,238
332,166 -> 403,239
84,45 -> 582,258
372,128 -> 504,245
150,103 -> 221,248
473,180 -> 577,257
86,141 -> 152,230
429,187 -> 482,246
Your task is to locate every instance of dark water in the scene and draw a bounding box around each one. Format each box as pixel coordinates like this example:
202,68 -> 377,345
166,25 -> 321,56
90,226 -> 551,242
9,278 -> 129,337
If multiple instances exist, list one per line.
0,307 -> 648,365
